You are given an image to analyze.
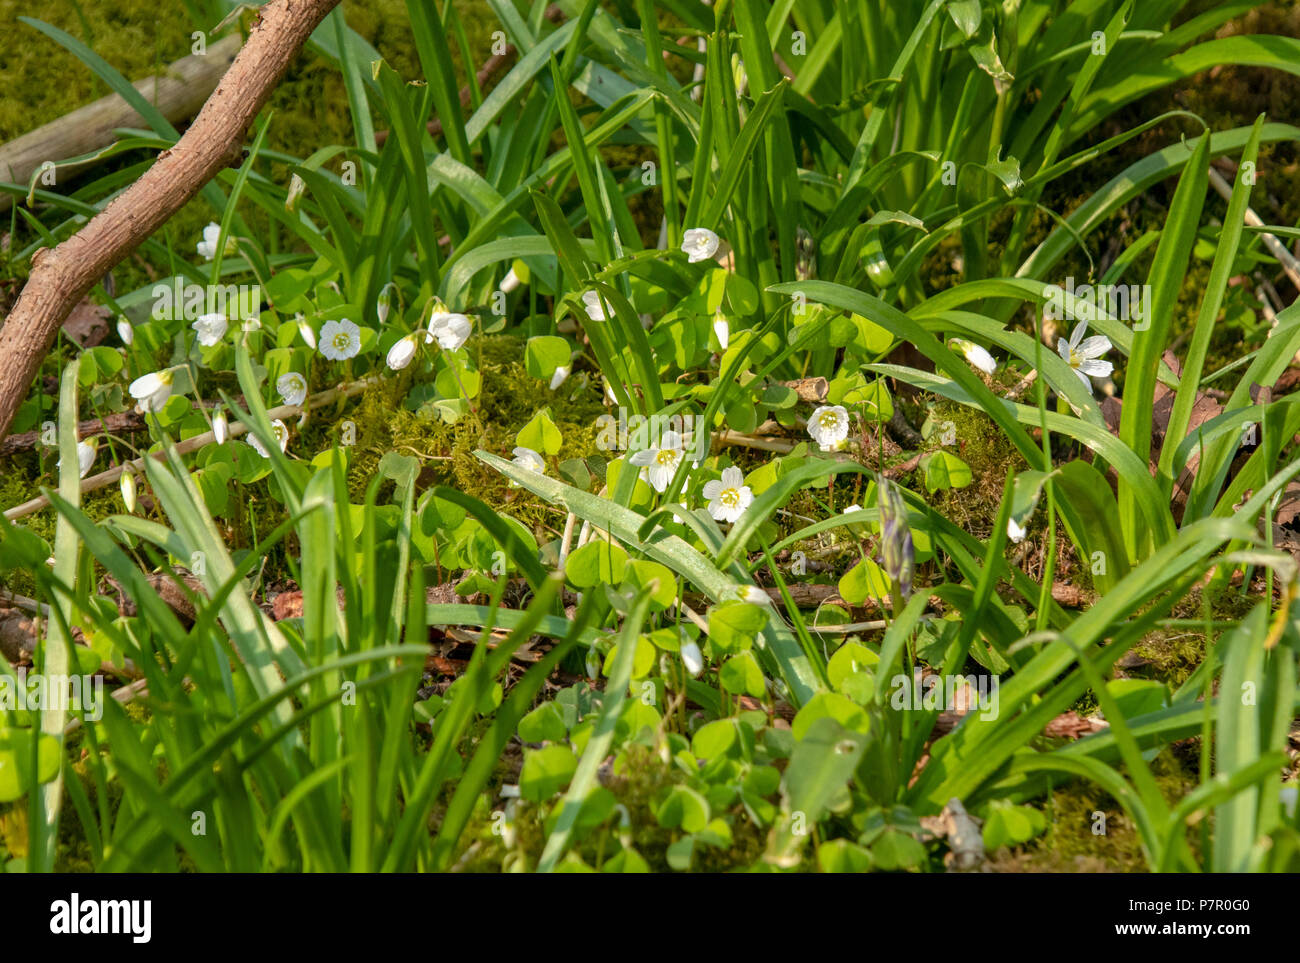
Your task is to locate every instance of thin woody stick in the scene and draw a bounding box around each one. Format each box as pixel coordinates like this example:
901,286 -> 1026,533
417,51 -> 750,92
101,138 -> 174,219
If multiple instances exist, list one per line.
3,376 -> 377,522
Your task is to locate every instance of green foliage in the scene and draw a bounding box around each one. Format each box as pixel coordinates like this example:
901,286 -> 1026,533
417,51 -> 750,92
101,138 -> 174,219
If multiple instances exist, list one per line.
2,0 -> 1299,875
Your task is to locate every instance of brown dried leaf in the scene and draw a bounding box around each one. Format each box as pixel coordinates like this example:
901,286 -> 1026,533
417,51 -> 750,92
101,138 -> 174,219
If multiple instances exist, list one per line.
62,300 -> 112,348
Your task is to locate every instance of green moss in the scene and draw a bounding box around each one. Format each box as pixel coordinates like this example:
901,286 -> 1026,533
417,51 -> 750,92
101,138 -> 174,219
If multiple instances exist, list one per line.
913,399 -> 1033,561
990,750 -> 1200,873
323,334 -> 607,543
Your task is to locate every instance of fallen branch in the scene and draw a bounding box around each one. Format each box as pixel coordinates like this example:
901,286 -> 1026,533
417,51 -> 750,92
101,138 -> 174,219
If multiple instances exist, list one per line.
0,410 -> 146,457
0,0 -> 342,442
0,35 -> 242,213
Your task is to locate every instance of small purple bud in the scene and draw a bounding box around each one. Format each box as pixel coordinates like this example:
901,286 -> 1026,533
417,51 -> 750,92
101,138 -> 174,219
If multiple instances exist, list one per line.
877,478 -> 915,598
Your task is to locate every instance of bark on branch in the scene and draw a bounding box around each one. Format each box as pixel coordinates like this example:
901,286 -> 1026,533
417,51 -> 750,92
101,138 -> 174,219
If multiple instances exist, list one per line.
0,0 -> 341,442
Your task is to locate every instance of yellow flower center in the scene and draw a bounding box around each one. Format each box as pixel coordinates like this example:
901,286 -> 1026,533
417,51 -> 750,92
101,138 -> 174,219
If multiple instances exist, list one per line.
819,412 -> 839,429
333,333 -> 351,350
655,449 -> 678,467
719,487 -> 740,507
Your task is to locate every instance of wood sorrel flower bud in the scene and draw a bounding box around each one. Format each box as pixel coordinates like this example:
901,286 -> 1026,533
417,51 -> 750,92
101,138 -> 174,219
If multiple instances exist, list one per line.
877,477 -> 915,599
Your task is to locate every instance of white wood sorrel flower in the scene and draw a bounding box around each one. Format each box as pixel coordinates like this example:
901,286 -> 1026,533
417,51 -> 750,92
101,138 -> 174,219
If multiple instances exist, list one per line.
427,311 -> 472,351
549,365 -> 570,390
117,318 -> 133,345
192,312 -> 228,347
681,227 -> 720,263
319,319 -> 361,360
629,430 -> 685,493
951,339 -> 997,375
196,221 -> 236,261
807,404 -> 850,451
581,290 -> 611,322
129,370 -> 173,413
249,419 -> 289,458
510,447 -> 545,487
212,408 -> 228,444
1057,320 -> 1113,391
386,334 -> 419,370
704,466 -> 752,523
64,440 -> 96,479
277,372 -> 308,407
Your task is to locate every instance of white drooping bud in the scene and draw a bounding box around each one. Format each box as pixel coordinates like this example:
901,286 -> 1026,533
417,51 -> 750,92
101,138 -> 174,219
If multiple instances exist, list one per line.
120,470 -> 138,513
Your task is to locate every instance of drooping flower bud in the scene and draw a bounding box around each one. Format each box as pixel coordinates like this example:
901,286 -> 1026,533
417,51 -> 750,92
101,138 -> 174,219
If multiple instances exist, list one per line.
285,173 -> 306,213
877,477 -> 915,598
377,282 -> 395,325
120,470 -> 138,513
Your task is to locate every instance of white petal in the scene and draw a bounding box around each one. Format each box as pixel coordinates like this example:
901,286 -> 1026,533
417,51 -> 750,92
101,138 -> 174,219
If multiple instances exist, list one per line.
681,228 -> 720,263
735,487 -> 753,512
582,291 -> 609,321
1076,335 -> 1111,360
129,372 -> 164,399
511,447 -> 544,473
1077,358 -> 1113,378
713,316 -> 730,349
430,313 -> 472,351
680,641 -> 704,677
76,441 -> 96,478
549,365 -> 570,390
277,373 -> 307,406
386,337 -> 417,370
964,343 -> 997,375
647,462 -> 673,492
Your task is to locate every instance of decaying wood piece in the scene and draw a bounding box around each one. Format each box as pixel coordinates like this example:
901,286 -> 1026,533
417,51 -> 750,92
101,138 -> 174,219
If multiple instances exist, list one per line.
779,377 -> 828,403
920,798 -> 985,872
0,608 -> 38,664
0,35 -> 242,213
0,0 -> 342,442
106,572 -> 207,625
0,410 -> 146,457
